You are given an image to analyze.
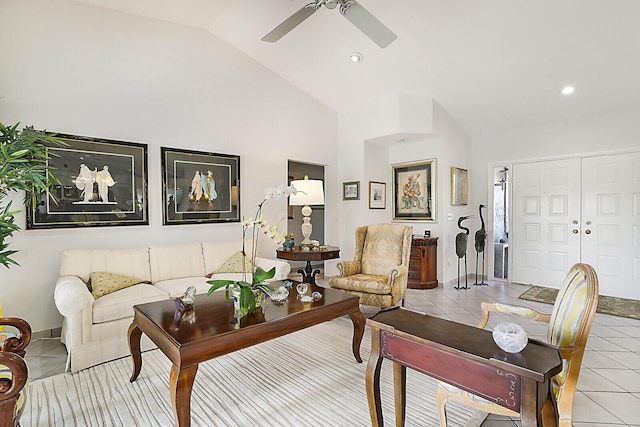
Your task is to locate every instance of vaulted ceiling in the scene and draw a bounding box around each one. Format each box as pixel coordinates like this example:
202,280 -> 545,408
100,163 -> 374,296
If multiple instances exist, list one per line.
72,0 -> 640,137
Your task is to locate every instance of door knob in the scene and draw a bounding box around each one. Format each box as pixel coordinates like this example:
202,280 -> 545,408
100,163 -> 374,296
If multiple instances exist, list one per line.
585,229 -> 591,235
573,229 -> 579,234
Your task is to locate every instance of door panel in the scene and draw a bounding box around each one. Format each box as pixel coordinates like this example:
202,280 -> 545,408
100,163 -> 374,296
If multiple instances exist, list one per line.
581,152 -> 640,299
512,159 -> 581,287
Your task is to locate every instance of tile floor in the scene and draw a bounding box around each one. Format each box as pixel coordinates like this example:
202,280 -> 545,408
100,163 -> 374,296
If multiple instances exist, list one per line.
25,279 -> 640,426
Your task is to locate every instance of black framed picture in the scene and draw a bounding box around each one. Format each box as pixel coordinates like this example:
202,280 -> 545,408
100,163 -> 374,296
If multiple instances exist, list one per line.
27,133 -> 148,229
392,159 -> 437,221
161,147 -> 240,225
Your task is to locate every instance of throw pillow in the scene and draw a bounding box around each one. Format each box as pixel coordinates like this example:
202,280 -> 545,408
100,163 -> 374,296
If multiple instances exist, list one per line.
89,271 -> 145,299
213,251 -> 253,274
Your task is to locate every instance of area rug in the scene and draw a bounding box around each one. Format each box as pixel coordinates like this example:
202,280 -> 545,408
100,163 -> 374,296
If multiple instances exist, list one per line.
519,286 -> 640,321
23,316 -> 487,427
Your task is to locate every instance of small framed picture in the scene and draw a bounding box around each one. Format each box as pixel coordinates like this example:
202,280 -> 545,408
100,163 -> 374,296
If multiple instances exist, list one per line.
451,167 -> 468,206
342,181 -> 360,200
368,181 -> 386,209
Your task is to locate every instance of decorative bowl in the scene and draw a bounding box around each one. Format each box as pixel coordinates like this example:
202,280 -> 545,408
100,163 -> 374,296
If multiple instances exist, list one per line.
492,322 -> 528,353
269,286 -> 290,304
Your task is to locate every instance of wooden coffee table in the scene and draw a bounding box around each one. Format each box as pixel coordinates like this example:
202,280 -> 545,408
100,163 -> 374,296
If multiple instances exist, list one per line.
128,281 -> 365,427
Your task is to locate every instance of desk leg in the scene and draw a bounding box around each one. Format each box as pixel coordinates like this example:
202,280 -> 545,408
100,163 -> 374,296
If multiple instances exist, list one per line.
520,377 -> 547,427
170,363 -> 198,427
393,362 -> 406,427
348,310 -> 366,363
366,327 -> 384,427
128,323 -> 142,382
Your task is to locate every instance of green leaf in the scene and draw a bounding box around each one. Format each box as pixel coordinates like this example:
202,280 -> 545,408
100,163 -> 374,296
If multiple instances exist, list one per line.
207,279 -> 235,295
253,266 -> 276,284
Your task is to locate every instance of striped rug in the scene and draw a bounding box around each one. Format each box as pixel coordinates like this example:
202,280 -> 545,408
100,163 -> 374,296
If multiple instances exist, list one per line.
23,316 -> 487,426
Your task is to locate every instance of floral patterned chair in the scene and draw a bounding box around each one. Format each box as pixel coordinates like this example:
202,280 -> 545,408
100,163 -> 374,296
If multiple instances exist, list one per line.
436,263 -> 599,427
0,317 -> 31,427
329,223 -> 412,308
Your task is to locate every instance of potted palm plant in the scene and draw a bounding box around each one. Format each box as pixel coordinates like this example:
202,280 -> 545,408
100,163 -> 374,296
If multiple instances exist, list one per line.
0,122 -> 64,267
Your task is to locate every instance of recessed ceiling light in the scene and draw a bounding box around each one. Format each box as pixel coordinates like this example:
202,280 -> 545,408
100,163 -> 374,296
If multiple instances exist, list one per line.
561,86 -> 575,95
349,52 -> 363,63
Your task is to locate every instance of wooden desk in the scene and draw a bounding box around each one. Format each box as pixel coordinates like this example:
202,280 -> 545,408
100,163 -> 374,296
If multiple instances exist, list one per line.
129,281 -> 364,427
276,246 -> 340,284
365,308 -> 562,427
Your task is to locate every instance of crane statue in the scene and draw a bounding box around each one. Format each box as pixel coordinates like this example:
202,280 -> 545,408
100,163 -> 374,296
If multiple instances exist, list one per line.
474,204 -> 488,286
455,215 -> 474,290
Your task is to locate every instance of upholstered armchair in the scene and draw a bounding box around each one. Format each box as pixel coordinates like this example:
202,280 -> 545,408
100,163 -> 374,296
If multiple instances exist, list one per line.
436,263 -> 599,427
0,317 -> 31,427
329,223 -> 413,308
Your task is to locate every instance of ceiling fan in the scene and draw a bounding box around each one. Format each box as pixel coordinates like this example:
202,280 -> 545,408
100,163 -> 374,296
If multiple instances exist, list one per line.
261,0 -> 397,48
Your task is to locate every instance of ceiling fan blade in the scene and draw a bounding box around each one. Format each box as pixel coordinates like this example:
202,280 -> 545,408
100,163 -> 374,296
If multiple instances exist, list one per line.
341,1 -> 397,48
261,3 -> 319,42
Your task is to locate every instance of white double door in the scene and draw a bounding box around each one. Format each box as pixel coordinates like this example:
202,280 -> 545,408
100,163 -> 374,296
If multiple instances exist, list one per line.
512,151 -> 640,299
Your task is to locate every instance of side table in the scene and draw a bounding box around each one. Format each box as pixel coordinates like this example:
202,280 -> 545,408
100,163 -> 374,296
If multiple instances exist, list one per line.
276,246 -> 340,285
408,237 -> 438,289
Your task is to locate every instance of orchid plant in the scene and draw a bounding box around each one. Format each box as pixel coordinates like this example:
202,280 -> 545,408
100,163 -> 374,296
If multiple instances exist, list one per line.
207,183 -> 300,315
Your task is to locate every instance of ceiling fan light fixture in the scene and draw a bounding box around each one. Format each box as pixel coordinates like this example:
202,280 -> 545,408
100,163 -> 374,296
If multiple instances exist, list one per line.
350,52 -> 363,63
325,0 -> 339,9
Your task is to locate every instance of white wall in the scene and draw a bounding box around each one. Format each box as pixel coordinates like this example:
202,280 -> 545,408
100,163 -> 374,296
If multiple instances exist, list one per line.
335,96 -> 472,284
0,0 -> 337,332
470,108 -> 640,202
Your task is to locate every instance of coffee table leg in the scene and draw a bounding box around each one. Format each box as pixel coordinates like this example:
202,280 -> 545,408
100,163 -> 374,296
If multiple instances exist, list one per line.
170,363 -> 198,427
349,310 -> 366,363
128,323 -> 143,382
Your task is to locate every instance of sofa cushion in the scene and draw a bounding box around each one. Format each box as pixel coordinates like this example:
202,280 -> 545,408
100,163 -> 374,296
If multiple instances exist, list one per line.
202,240 -> 245,275
60,247 -> 151,283
149,243 -> 206,283
213,251 -> 252,274
90,271 -> 146,298
92,284 -> 168,324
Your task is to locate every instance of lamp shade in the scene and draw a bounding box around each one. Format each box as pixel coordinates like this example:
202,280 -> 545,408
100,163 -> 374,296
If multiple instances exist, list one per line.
289,179 -> 324,206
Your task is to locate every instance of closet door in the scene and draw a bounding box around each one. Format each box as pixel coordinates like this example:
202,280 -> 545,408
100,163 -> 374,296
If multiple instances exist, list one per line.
512,159 -> 581,288
581,152 -> 640,299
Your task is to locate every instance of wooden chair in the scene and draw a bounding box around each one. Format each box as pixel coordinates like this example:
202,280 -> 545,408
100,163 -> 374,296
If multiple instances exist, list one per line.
436,263 -> 599,427
0,317 -> 31,427
329,223 -> 412,308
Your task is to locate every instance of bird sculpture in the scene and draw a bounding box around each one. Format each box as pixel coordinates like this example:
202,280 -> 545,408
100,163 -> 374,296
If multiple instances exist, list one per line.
455,215 -> 474,289
474,204 -> 488,286
172,285 -> 196,311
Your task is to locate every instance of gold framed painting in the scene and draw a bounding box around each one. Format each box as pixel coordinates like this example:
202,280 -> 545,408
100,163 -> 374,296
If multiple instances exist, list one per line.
451,166 -> 468,205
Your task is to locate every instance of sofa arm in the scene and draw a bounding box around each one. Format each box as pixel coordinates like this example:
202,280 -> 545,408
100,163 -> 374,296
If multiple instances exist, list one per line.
254,257 -> 291,281
54,276 -> 95,317
336,261 -> 361,277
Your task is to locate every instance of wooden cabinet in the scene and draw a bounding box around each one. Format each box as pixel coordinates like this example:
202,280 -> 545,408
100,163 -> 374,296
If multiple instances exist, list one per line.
408,237 -> 438,289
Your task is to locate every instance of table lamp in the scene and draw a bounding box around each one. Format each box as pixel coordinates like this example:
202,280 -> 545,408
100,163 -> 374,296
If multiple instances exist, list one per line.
289,176 -> 324,246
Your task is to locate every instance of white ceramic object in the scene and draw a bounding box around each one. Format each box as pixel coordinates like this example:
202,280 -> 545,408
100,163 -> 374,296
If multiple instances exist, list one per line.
492,322 -> 528,353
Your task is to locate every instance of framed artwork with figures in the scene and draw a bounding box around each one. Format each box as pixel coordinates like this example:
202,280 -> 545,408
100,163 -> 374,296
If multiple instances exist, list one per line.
26,133 -> 148,229
161,147 -> 240,225
392,159 -> 436,221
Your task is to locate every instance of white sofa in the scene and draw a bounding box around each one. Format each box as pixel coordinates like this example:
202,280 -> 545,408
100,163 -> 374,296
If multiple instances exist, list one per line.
53,240 -> 291,372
